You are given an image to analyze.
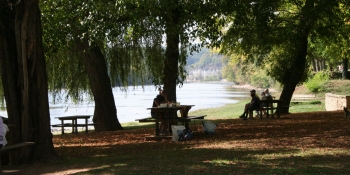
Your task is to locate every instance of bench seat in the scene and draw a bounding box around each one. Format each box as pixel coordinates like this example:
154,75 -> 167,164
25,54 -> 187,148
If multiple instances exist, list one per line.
187,115 -> 207,119
137,118 -> 191,123
135,114 -> 207,136
0,142 -> 35,152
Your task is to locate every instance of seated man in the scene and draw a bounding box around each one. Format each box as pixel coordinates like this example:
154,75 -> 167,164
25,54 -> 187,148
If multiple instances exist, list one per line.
239,89 -> 260,119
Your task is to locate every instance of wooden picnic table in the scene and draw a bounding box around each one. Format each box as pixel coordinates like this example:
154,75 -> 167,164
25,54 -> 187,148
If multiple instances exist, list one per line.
145,105 -> 195,136
258,100 -> 282,118
53,115 -> 92,135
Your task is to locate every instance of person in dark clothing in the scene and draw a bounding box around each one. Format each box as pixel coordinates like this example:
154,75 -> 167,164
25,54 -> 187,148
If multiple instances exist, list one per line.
264,88 -> 273,100
151,89 -> 169,132
151,94 -> 166,118
239,89 -> 260,119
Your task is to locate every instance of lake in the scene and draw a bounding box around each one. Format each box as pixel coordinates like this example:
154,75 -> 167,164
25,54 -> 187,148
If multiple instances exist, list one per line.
0,82 -> 249,125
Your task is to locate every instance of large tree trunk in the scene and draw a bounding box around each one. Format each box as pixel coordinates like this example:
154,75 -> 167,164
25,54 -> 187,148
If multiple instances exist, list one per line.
0,1 -> 23,164
279,0 -> 313,114
0,0 -> 56,163
164,31 -> 179,102
75,39 -> 123,131
279,39 -> 308,114
163,1 -> 180,102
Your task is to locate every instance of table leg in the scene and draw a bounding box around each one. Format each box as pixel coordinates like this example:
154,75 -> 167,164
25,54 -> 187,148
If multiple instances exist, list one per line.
85,118 -> 88,133
61,120 -> 64,135
185,121 -> 189,128
73,119 -> 77,133
156,121 -> 159,136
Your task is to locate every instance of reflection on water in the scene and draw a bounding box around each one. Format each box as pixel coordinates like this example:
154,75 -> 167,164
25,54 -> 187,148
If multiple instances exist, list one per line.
0,82 -> 249,125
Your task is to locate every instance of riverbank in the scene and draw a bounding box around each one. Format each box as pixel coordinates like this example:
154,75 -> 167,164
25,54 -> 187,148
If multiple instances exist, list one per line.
231,84 -> 279,93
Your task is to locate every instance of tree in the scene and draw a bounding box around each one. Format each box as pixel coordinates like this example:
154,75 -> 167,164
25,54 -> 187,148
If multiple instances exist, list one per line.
134,0 -> 225,101
0,0 -> 56,163
41,0 -> 226,116
221,0 -> 347,113
40,0 -> 150,131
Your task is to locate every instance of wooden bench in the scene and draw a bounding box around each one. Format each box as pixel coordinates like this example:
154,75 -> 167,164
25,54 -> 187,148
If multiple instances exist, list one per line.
0,142 -> 35,171
185,115 -> 207,124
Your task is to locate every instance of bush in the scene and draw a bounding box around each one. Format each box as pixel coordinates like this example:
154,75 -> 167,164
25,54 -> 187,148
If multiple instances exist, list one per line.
305,71 -> 330,93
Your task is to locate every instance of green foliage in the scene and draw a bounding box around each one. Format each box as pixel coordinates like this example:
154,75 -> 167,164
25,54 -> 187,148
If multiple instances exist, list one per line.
40,0 -> 231,101
250,70 -> 276,88
220,0 -> 346,88
305,71 -> 330,93
203,74 -> 222,81
40,0 -> 165,102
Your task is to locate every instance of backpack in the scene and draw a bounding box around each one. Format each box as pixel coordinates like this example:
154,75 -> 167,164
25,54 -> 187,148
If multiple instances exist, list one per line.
177,128 -> 193,141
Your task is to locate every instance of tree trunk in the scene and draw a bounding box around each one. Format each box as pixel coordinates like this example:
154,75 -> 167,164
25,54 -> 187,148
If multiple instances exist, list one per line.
75,39 -> 123,131
0,2 -> 23,164
279,38 -> 308,114
342,58 -> 349,79
163,1 -> 180,102
164,32 -> 179,102
279,0 -> 313,114
0,0 -> 56,163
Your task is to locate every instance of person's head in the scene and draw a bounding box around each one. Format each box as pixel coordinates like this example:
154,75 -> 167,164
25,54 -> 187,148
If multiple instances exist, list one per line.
261,91 -> 265,96
264,88 -> 269,94
250,89 -> 256,95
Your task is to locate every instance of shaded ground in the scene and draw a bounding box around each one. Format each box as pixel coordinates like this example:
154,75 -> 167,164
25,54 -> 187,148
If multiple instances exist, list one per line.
6,111 -> 350,174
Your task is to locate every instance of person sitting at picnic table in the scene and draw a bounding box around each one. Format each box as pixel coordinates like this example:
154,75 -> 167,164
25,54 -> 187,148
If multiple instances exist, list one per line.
239,89 -> 260,119
151,89 -> 169,132
264,88 -> 273,100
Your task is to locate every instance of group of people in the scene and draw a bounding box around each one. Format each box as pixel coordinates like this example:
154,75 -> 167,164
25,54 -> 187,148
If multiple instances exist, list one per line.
239,88 -> 273,120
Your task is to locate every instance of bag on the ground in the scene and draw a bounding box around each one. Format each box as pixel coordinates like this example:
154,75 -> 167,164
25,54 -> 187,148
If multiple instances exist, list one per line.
171,125 -> 186,141
177,128 -> 193,141
202,121 -> 217,134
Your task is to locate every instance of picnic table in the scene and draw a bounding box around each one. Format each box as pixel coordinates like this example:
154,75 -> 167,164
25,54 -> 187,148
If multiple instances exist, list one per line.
258,100 -> 282,118
136,105 -> 206,138
52,115 -> 93,135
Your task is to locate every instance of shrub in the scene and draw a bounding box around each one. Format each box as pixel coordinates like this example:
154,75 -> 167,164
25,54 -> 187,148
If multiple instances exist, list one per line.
305,71 -> 330,93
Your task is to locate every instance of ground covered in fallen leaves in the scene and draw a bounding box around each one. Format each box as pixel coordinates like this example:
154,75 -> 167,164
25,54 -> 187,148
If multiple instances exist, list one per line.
10,111 -> 350,174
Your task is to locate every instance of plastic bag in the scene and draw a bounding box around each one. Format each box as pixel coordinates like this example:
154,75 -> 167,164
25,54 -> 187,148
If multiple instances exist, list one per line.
202,121 -> 217,134
171,125 -> 186,141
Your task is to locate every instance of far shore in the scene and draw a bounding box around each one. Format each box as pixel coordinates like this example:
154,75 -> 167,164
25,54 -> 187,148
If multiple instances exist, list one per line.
231,84 -> 278,93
